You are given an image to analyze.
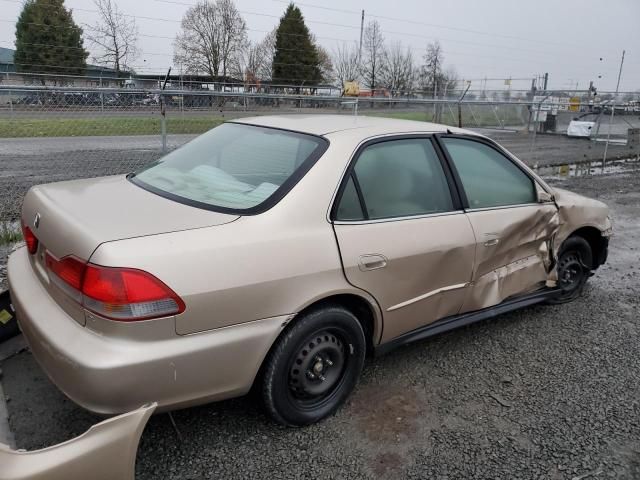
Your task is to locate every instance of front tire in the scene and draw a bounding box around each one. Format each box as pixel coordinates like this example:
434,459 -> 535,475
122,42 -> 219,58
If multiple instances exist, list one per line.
261,305 -> 366,426
549,236 -> 593,304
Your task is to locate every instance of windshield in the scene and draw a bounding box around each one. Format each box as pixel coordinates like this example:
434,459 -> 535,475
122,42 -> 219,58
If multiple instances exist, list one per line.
130,123 -> 327,213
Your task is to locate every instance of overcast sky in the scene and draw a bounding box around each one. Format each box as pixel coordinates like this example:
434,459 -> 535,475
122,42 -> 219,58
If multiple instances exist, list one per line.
1,0 -> 638,92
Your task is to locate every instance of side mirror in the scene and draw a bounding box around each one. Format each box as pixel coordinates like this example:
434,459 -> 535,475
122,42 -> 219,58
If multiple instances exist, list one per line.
537,190 -> 555,203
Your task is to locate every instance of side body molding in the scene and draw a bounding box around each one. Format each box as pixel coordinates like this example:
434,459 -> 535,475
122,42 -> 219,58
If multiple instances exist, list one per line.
0,403 -> 156,480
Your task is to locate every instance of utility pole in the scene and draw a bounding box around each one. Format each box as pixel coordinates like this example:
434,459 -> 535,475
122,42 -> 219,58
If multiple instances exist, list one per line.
543,72 -> 549,91
358,10 -> 364,67
356,10 -> 364,116
603,50 -> 625,166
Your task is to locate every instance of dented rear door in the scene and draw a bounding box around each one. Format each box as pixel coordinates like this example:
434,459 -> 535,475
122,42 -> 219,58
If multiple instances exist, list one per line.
332,137 -> 476,343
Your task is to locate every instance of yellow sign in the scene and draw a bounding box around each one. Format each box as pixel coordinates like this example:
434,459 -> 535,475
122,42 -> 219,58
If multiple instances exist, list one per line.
569,96 -> 580,112
343,81 -> 360,97
0,309 -> 12,325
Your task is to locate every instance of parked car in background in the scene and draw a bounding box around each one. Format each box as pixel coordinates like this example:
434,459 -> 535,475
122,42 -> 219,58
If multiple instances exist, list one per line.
9,115 -> 611,426
567,112 -> 598,138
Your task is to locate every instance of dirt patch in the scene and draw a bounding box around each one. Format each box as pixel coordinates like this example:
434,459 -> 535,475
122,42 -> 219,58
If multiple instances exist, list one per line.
350,383 -> 422,444
371,451 -> 404,477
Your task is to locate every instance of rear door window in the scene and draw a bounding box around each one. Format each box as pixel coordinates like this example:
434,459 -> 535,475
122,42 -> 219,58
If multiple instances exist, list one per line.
335,138 -> 454,221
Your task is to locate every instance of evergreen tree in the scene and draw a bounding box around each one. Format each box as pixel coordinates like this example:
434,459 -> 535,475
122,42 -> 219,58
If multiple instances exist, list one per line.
272,4 -> 321,87
14,0 -> 88,76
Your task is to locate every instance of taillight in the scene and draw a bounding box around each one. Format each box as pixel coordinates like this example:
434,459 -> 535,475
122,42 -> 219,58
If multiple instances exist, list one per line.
21,221 -> 38,254
45,253 -> 85,302
45,253 -> 185,321
82,265 -> 185,321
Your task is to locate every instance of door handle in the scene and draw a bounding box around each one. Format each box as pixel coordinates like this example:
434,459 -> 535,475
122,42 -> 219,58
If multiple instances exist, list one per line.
358,254 -> 388,271
484,238 -> 500,247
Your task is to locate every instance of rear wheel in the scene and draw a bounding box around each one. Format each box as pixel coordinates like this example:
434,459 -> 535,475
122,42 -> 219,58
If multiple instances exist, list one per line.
261,305 -> 366,426
549,236 -> 593,304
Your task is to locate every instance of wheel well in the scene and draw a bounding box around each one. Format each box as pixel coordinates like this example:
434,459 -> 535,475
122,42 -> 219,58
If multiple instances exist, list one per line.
250,294 -> 379,395
296,294 -> 378,356
568,226 -> 607,269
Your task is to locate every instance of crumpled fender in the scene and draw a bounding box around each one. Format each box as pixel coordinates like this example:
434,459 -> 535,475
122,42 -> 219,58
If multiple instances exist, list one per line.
553,187 -> 612,246
0,403 -> 156,480
546,187 -> 611,285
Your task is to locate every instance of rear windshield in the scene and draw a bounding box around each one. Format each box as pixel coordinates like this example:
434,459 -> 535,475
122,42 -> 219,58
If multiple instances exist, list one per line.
130,123 -> 327,213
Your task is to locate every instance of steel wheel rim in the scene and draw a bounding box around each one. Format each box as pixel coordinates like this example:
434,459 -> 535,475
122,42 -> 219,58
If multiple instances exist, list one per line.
558,252 -> 585,291
288,329 -> 348,409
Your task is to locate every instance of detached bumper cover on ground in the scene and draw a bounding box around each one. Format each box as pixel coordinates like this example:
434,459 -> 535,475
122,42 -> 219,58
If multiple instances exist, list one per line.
0,403 -> 155,480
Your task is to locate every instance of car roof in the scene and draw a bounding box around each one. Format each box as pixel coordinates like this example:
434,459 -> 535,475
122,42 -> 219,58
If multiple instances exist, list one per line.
232,114 -> 478,137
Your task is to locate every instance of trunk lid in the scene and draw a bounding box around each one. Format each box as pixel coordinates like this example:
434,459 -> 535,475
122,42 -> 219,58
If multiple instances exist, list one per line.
22,175 -> 238,260
21,175 -> 238,326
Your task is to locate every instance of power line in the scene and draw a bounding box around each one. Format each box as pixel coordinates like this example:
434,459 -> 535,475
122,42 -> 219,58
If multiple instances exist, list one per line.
0,0 -> 614,61
0,18 -> 609,72
272,0 -> 616,53
150,0 -> 611,59
0,35 -> 613,76
0,1 -> 627,83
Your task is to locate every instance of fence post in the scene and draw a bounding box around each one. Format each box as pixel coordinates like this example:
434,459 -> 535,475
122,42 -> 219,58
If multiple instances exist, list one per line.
161,113 -> 167,153
602,101 -> 616,168
457,83 -> 471,128
529,100 -> 542,154
159,68 -> 171,154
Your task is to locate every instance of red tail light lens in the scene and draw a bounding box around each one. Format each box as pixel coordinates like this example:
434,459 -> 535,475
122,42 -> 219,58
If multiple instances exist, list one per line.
82,265 -> 185,321
45,253 -> 86,302
45,253 -> 185,321
45,253 -> 85,290
21,221 -> 38,254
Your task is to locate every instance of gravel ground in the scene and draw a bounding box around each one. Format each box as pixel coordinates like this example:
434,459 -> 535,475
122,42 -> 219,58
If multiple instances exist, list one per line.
0,246 -> 8,290
1,165 -> 639,479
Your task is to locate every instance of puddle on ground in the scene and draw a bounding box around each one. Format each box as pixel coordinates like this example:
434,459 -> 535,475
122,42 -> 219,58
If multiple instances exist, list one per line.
535,156 -> 640,179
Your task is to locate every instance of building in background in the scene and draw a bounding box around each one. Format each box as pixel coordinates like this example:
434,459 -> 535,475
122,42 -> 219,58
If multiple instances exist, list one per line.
0,47 -> 122,87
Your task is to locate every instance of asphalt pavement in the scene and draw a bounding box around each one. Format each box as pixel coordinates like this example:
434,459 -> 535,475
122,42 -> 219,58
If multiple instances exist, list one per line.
1,165 -> 639,479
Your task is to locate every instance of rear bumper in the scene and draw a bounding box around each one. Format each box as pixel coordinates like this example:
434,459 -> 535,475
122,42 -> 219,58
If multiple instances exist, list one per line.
8,247 -> 286,414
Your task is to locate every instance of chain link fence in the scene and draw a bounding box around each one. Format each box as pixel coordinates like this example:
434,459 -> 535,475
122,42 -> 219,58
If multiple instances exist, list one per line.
1,84 -> 639,289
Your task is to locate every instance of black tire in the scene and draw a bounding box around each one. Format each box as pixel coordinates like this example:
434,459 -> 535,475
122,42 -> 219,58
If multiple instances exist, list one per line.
261,305 -> 366,426
549,236 -> 593,304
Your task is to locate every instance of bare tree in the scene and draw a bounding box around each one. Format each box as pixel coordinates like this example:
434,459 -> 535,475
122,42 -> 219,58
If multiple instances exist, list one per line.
332,43 -> 360,86
86,0 -> 138,74
442,66 -> 458,94
419,40 -> 444,97
360,20 -> 385,91
316,44 -> 333,83
174,0 -> 247,79
230,29 -> 277,90
380,42 -> 415,96
257,29 -> 276,81
231,42 -> 262,86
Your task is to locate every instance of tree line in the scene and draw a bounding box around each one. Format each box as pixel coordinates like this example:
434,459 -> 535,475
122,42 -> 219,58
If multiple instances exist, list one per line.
13,0 -> 457,95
